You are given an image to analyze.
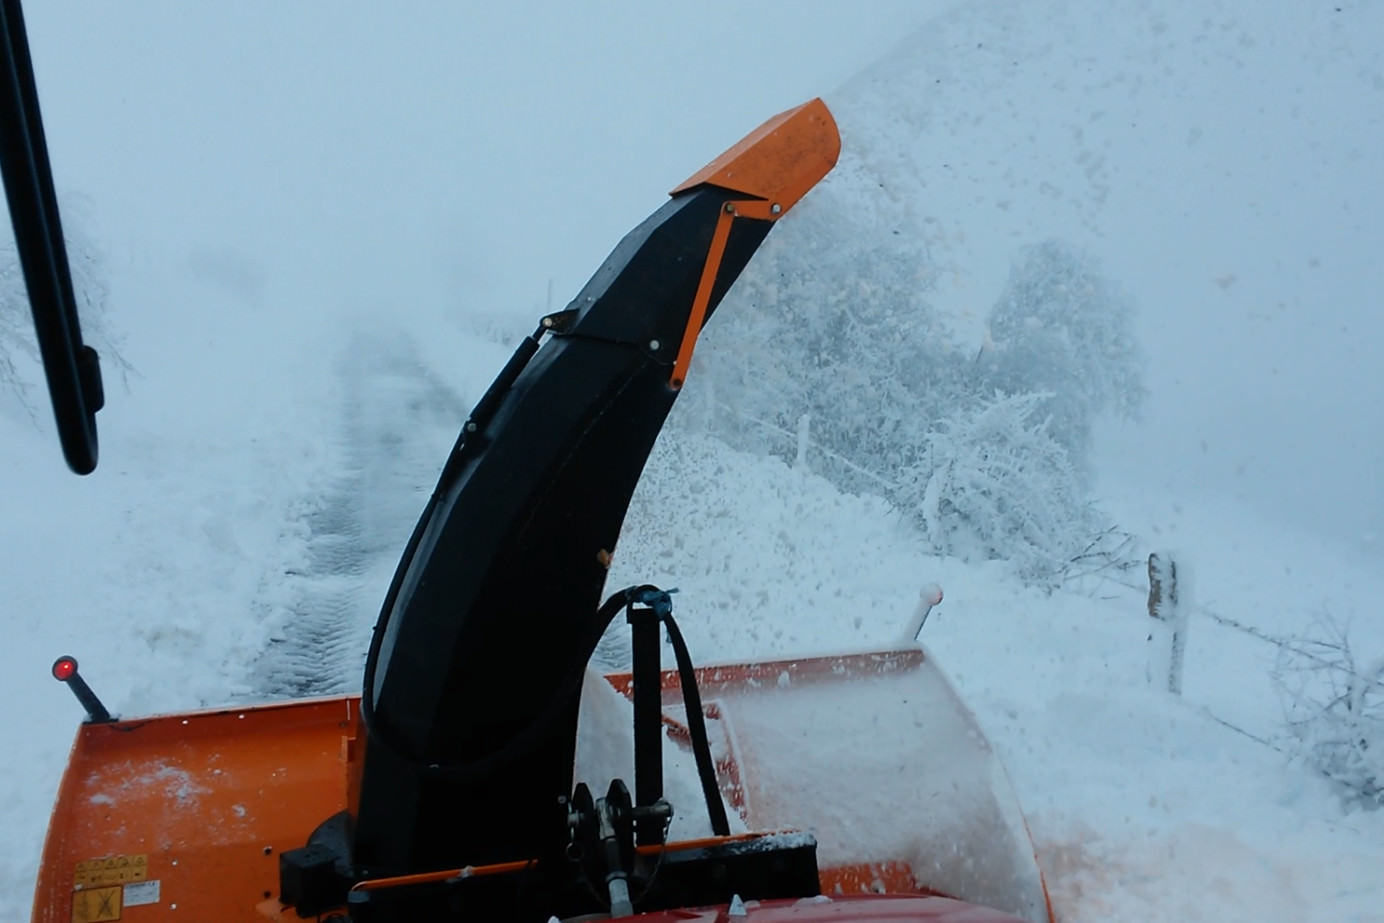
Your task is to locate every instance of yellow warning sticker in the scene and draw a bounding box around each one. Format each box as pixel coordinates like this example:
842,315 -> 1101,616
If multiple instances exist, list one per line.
70,885 -> 121,923
74,854 -> 147,888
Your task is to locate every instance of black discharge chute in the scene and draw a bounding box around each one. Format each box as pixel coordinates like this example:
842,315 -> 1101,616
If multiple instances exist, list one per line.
346,98 -> 842,878
353,185 -> 775,874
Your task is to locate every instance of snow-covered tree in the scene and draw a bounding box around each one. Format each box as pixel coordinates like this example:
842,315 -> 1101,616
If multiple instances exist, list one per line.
976,239 -> 1146,470
684,194 -> 1143,585
0,250 -> 40,415
1,197 -> 129,416
691,184 -> 969,490
895,391 -> 1099,586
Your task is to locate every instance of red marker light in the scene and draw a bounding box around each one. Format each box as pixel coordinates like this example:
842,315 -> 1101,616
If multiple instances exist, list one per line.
50,655 -> 113,722
52,656 -> 78,682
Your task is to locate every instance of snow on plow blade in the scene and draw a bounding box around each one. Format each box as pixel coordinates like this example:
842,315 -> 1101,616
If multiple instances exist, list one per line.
605,648 -> 1054,923
31,697 -> 362,922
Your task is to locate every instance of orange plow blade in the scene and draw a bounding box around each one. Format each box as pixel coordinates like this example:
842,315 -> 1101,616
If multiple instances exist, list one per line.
33,649 -> 1050,922
32,697 -> 359,922
602,648 -> 1054,923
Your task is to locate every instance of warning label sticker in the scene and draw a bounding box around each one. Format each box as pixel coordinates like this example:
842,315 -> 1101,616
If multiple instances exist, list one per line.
74,855 -> 147,889
70,885 -> 121,923
122,879 -> 160,907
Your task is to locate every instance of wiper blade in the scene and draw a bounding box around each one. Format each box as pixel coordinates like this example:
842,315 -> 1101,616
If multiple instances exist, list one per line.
0,0 -> 103,474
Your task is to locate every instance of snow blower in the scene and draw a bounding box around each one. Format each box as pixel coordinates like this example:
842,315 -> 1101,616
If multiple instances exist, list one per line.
5,3 -> 1052,918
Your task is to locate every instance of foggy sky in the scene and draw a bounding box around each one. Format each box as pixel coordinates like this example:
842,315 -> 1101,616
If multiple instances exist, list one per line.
18,0 -> 1382,553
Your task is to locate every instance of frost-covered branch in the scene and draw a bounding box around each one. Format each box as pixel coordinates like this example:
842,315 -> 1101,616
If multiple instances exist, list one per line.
1273,614 -> 1384,806
684,184 -> 1145,587
1,195 -> 132,416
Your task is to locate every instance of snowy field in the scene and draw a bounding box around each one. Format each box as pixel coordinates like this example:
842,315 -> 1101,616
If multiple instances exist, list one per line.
3,1 -> 1382,921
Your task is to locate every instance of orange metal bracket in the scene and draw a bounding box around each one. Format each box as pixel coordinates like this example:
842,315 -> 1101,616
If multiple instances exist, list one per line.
667,99 -> 839,389
669,198 -> 803,389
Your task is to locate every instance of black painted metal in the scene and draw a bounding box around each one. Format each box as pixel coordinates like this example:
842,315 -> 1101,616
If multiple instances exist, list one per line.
351,184 -> 773,876
0,0 -> 103,474
344,831 -> 820,923
629,598 -> 665,846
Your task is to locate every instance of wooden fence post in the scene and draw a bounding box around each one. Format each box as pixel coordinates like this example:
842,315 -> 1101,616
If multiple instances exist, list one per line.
1147,552 -> 1189,695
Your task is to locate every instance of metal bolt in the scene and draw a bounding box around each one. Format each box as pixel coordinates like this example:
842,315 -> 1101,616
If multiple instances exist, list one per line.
771,203 -> 782,214
648,339 -> 661,351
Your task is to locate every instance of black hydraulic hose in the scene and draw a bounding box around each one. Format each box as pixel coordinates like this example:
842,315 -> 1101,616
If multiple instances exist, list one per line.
661,613 -> 731,837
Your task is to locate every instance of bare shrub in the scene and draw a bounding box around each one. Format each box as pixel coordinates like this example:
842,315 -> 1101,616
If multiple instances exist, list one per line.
1273,615 -> 1384,806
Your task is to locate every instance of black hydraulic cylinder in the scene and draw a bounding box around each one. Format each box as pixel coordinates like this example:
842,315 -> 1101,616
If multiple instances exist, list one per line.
629,602 -> 665,846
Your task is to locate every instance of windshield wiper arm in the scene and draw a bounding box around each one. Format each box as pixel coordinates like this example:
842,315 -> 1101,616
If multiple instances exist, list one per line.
0,0 -> 103,474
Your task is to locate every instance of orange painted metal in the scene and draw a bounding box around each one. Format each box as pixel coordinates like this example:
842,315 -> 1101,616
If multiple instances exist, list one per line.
604,649 -> 1055,922
32,696 -> 359,922
667,99 -> 839,389
606,653 -> 940,902
669,198 -> 785,389
672,97 -> 841,211
820,861 -> 933,897
35,646 -> 1051,922
670,205 -> 735,389
604,649 -> 927,697
348,857 -> 538,893
604,653 -> 931,822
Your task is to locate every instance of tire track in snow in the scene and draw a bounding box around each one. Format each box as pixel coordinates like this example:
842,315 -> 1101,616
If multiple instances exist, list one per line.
252,331 -> 464,698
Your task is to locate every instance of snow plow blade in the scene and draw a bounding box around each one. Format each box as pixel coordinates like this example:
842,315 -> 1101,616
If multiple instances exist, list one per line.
604,647 -> 1054,923
31,696 -> 362,922
32,650 -> 1051,923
